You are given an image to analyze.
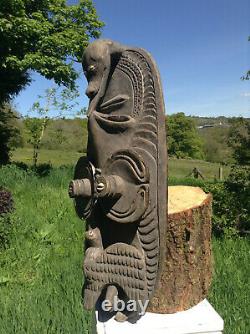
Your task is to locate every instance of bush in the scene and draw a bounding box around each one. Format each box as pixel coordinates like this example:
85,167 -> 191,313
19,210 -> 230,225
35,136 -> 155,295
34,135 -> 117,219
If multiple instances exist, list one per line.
33,162 -> 52,177
204,182 -> 238,237
224,166 -> 250,233
0,187 -> 13,215
12,161 -> 52,177
202,166 -> 249,236
169,167 -> 249,237
0,103 -> 22,165
0,187 -> 14,248
13,161 -> 29,171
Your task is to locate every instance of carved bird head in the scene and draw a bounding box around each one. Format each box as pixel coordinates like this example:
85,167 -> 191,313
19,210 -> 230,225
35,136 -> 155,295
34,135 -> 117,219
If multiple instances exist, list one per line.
82,39 -> 125,116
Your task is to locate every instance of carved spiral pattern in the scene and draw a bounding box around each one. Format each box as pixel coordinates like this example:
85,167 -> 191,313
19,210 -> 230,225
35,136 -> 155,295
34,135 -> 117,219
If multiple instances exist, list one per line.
117,51 -> 160,297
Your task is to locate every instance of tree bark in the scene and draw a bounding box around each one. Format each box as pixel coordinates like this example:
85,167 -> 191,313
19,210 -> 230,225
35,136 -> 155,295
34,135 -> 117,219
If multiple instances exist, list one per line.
148,186 -> 212,313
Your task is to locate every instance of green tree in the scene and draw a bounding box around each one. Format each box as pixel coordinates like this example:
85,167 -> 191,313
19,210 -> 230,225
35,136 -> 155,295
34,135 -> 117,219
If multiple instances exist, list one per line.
0,0 -> 103,104
24,117 -> 49,168
24,86 -> 83,166
167,113 -> 204,159
0,103 -> 22,164
241,36 -> 250,80
228,117 -> 250,165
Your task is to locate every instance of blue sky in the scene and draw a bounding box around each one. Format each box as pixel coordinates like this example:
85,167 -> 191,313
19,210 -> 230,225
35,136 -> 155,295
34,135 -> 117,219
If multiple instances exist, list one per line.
15,0 -> 250,117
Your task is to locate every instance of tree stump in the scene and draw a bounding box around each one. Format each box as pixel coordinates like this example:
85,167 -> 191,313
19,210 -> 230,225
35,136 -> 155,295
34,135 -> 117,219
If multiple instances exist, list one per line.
148,186 -> 212,313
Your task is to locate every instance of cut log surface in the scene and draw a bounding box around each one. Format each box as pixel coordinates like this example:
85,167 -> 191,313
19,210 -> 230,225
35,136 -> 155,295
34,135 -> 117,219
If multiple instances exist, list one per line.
148,186 -> 212,314
168,186 -> 208,214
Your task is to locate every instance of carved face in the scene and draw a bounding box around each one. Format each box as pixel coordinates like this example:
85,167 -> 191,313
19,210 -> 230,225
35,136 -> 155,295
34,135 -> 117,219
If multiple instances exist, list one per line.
82,40 -> 110,99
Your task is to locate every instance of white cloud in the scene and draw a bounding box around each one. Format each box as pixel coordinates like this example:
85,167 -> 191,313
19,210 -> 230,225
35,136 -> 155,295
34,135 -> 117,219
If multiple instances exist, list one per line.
241,92 -> 250,97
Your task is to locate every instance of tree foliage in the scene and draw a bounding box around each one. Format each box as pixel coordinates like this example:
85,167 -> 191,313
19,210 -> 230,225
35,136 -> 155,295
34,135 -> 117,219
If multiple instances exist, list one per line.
167,113 -> 204,159
0,0 -> 104,104
228,117 -> 250,165
205,165 -> 250,236
24,86 -> 84,166
241,36 -> 250,80
199,127 -> 232,163
0,103 -> 22,164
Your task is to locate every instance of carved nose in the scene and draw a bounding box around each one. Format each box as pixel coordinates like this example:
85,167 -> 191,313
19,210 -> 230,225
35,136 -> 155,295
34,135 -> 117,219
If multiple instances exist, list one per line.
85,87 -> 97,99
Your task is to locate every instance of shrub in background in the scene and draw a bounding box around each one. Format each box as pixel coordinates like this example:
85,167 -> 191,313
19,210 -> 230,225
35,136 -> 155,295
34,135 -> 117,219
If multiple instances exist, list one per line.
169,167 -> 249,237
0,187 -> 13,215
12,161 -> 52,177
203,166 -> 249,236
224,166 -> 249,233
0,187 -> 14,248
33,163 -> 52,177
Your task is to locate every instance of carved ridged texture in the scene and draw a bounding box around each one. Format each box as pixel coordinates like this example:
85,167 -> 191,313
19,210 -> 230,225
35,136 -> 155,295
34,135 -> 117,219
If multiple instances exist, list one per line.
117,51 -> 159,297
83,243 -> 147,309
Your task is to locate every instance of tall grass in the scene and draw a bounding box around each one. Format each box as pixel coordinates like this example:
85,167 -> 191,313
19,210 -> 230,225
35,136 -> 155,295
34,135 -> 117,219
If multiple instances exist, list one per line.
0,165 -> 248,333
0,165 -> 92,334
209,238 -> 250,333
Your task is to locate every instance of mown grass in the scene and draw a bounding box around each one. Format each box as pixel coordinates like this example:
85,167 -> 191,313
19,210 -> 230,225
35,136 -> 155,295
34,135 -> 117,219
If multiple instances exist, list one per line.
168,157 -> 230,180
0,165 -> 248,333
12,148 -> 230,180
11,147 -> 83,167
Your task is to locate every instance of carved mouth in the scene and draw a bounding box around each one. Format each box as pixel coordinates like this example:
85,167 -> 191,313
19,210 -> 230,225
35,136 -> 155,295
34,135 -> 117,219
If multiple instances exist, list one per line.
105,115 -> 130,122
94,113 -> 135,132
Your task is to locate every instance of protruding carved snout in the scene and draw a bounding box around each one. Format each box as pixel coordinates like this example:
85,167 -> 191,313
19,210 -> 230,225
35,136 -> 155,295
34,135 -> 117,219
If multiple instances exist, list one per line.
68,179 -> 92,198
69,174 -> 125,200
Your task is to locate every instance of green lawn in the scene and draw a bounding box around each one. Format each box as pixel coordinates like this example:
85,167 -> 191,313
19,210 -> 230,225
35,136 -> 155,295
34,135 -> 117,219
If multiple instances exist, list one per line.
12,148 -> 230,180
209,238 -> 250,333
0,166 -> 90,334
0,165 -> 248,333
11,147 -> 83,167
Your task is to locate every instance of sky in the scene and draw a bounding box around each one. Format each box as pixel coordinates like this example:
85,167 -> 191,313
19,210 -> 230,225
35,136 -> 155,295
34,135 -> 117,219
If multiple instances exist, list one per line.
15,0 -> 250,118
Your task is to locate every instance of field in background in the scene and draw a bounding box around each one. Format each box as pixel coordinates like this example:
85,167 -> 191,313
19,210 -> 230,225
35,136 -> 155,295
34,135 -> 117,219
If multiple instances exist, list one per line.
12,148 -> 231,180
0,165 -> 248,334
11,147 -> 83,167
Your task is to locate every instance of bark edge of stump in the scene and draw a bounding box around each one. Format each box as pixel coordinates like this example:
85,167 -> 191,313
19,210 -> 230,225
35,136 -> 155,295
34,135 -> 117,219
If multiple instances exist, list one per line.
148,186 -> 212,314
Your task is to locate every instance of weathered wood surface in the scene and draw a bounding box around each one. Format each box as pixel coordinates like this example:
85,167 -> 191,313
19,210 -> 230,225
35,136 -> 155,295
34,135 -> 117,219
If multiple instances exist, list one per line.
149,186 -> 212,313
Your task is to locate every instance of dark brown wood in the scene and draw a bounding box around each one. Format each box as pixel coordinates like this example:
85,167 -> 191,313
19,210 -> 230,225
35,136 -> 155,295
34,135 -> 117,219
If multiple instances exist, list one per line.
69,39 -> 167,321
149,186 -> 212,313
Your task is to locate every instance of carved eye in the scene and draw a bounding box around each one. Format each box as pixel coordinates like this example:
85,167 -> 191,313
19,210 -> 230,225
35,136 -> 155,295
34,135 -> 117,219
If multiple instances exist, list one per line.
88,65 -> 96,73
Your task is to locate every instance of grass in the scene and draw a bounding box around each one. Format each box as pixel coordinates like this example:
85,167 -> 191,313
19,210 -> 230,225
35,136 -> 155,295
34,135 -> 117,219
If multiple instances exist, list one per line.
11,147 -> 83,167
209,238 -> 250,333
12,148 -> 230,180
0,165 -> 248,333
168,157 -> 230,180
0,166 -> 93,334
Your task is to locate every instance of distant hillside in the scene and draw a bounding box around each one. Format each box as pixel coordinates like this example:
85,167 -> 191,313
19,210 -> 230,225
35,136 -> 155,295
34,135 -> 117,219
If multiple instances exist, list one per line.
189,115 -> 250,126
186,116 -> 244,163
16,115 -> 248,164
17,117 -> 88,153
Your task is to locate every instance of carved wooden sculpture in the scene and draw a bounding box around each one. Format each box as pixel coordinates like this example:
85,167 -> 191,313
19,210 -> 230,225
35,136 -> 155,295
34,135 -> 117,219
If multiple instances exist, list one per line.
69,39 -> 212,322
69,39 -> 167,321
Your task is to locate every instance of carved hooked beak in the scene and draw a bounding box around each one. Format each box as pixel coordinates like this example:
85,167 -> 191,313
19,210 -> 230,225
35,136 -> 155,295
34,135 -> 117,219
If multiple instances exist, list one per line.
86,41 -> 126,117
